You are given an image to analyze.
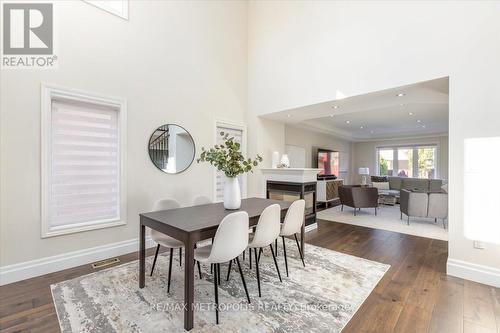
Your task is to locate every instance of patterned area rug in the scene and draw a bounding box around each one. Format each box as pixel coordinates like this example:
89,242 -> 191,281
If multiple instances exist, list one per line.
51,239 -> 389,332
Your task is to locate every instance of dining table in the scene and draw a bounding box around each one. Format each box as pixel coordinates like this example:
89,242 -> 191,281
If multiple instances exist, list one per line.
138,197 -> 303,331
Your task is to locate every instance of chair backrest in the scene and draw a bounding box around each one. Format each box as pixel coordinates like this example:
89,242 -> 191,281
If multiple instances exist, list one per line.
208,211 -> 249,263
251,204 -> 281,247
192,195 -> 212,206
280,199 -> 305,236
153,198 -> 181,211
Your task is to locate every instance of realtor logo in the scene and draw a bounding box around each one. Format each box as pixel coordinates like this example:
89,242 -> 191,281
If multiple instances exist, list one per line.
2,3 -> 56,68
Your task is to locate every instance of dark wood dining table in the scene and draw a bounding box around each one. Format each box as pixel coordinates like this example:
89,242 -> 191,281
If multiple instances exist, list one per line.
139,197 -> 303,331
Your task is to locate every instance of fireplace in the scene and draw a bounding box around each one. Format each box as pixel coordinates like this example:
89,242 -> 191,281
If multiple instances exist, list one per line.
266,181 -> 317,226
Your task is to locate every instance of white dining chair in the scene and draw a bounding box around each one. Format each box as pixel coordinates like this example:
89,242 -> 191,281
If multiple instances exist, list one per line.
150,198 -> 202,292
192,195 -> 212,206
280,199 -> 306,277
228,204 -> 282,297
194,211 -> 250,324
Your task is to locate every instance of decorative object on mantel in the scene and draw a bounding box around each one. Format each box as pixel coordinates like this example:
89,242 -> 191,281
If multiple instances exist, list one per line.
271,151 -> 280,168
198,131 -> 262,210
358,167 -> 370,186
279,154 -> 290,168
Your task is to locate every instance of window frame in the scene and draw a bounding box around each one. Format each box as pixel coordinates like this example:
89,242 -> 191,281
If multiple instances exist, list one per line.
375,143 -> 440,179
41,83 -> 127,238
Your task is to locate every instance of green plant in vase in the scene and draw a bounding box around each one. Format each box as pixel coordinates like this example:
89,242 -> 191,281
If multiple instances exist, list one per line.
197,131 -> 263,209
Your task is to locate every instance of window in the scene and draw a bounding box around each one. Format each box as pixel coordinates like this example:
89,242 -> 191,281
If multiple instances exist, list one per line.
377,145 -> 437,179
41,84 -> 126,237
214,121 -> 246,202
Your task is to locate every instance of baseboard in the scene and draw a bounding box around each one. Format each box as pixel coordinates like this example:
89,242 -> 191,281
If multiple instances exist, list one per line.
0,236 -> 155,286
447,258 -> 500,288
305,223 -> 318,233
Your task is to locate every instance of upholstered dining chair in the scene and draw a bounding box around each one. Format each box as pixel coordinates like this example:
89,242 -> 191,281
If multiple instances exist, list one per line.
194,211 -> 251,324
192,195 -> 212,206
150,198 -> 202,292
279,199 -> 306,277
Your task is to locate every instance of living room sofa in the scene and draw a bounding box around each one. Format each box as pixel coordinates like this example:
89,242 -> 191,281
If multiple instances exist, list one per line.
371,176 -> 444,202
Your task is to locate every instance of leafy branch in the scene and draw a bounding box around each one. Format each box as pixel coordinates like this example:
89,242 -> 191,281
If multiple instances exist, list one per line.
197,131 -> 263,178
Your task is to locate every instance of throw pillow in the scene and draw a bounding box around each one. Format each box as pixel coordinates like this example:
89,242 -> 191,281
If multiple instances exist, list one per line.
441,184 -> 448,193
372,182 -> 390,190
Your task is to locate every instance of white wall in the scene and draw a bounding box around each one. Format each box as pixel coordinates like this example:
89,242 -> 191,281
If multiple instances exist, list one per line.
284,125 -> 352,182
248,1 -> 500,285
0,1 -> 248,268
352,135 -> 449,184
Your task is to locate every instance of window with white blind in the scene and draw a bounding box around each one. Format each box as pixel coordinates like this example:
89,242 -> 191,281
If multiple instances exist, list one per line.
41,84 -> 126,237
214,122 -> 246,202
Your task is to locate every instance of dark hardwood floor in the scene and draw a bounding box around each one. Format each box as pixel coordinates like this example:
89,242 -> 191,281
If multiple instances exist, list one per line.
1,220 -> 499,332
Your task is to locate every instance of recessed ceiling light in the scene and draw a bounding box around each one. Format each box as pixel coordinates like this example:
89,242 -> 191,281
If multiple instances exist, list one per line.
400,103 -> 405,107
346,120 -> 350,124
422,125 -> 426,128
417,119 -> 421,123
360,126 -> 364,129
408,112 -> 414,116
332,105 -> 339,109
396,93 -> 405,97
287,114 -> 291,118
330,114 -> 334,117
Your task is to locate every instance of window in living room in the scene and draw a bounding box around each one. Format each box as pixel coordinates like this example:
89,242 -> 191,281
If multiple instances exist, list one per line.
377,145 -> 437,179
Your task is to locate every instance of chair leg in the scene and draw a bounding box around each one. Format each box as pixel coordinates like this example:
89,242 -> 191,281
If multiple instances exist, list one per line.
167,248 -> 174,293
400,212 -> 402,220
434,217 -> 437,223
254,248 -> 261,297
375,207 -> 377,216
197,261 -> 202,279
150,244 -> 160,276
341,204 -> 344,211
354,208 -> 357,216
407,216 -> 410,225
235,257 -> 250,304
213,265 -> 219,324
269,244 -> 282,282
249,248 -> 252,269
179,248 -> 182,267
226,260 -> 232,281
275,238 -> 278,256
217,263 -> 221,286
258,248 -> 263,263
294,234 -> 305,267
282,236 -> 289,277
243,249 -> 245,260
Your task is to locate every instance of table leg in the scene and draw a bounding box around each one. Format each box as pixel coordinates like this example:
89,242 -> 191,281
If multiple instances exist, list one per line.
301,223 -> 305,259
184,238 -> 194,331
139,223 -> 145,288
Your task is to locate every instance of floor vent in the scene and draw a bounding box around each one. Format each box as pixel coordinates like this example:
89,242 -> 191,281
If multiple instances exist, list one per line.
91,257 -> 120,269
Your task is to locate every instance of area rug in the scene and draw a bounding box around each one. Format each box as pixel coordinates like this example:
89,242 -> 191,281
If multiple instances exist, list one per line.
51,239 -> 389,333
318,204 -> 448,241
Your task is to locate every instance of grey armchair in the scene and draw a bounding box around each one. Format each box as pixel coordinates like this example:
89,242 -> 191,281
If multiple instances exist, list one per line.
400,189 -> 447,228
339,185 -> 379,216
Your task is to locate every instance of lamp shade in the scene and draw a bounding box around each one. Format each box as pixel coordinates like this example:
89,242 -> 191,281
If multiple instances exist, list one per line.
358,167 -> 370,175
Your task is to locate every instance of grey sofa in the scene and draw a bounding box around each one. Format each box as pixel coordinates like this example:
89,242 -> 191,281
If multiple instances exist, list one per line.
371,176 -> 444,202
400,189 -> 448,228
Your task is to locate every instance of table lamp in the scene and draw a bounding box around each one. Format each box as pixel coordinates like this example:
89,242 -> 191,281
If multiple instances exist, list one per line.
359,167 -> 370,185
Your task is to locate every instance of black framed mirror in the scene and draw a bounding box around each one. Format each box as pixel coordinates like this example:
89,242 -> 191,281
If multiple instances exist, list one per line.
148,124 -> 195,174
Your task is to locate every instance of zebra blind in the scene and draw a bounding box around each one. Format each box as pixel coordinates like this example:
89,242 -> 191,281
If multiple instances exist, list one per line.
215,125 -> 244,202
48,99 -> 120,228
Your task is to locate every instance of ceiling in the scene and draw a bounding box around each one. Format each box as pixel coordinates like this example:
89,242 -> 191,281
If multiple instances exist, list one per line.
263,77 -> 449,141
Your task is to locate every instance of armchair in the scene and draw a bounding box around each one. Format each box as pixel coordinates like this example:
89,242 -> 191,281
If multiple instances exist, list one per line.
338,185 -> 379,216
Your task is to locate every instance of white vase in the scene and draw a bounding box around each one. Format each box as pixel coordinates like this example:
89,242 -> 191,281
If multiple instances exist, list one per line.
271,151 -> 280,168
280,154 -> 290,168
223,176 -> 241,210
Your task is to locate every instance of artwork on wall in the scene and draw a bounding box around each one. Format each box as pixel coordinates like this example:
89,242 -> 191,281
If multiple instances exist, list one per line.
285,145 -> 306,168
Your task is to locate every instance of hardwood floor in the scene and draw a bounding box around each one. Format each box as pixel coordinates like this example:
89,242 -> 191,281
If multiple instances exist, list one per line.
1,220 -> 499,332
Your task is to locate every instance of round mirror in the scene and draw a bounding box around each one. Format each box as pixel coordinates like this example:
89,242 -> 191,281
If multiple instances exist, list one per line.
148,124 -> 195,174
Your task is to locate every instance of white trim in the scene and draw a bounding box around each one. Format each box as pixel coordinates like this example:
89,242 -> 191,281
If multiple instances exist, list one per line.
0,236 -> 155,286
447,258 -> 500,288
40,83 -> 127,238
213,119 -> 248,201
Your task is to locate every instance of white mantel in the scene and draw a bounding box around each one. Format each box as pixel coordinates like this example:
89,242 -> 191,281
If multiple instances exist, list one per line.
260,168 -> 321,183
